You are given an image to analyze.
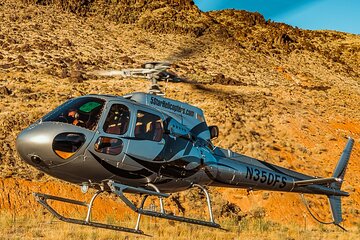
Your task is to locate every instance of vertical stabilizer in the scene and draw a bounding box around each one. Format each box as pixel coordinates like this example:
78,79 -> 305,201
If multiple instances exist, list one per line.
331,137 -> 354,190
329,195 -> 342,224
328,137 -> 354,227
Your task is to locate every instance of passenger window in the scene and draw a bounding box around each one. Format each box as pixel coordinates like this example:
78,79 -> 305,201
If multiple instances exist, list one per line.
134,110 -> 163,142
103,104 -> 130,135
94,137 -> 123,155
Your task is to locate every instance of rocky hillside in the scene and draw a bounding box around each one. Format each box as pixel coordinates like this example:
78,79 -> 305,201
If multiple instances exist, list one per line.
1,0 -> 360,231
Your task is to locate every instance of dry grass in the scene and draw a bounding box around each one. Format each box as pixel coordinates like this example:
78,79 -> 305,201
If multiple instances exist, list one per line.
1,210 -> 359,240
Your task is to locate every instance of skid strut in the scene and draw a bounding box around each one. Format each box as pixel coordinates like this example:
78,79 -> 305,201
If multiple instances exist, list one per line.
108,181 -> 221,230
34,181 -> 221,235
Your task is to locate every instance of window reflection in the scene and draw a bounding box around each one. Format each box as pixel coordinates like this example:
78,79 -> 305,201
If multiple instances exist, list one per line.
103,104 -> 130,135
134,110 -> 163,142
43,97 -> 104,131
94,137 -> 123,155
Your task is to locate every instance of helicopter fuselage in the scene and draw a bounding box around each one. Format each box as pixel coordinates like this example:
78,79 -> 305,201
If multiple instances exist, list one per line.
16,93 -> 349,196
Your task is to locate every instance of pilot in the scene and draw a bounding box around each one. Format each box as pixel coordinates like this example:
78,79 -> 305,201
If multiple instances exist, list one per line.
68,109 -> 84,126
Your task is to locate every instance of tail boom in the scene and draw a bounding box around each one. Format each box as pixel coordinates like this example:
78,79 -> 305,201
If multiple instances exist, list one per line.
209,137 -> 354,227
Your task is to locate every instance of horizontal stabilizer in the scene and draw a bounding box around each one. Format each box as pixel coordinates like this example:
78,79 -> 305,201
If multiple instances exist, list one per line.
294,177 -> 341,187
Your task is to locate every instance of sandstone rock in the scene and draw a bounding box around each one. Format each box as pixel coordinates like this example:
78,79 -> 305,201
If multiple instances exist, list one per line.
119,56 -> 135,64
73,61 -> 85,71
212,73 -> 225,82
19,87 -> 32,94
211,73 -> 247,86
274,33 -> 295,45
69,70 -> 84,83
0,86 -> 11,96
62,38 -> 73,47
0,63 -> 15,69
60,68 -> 69,78
18,55 -> 27,65
21,43 -> 32,52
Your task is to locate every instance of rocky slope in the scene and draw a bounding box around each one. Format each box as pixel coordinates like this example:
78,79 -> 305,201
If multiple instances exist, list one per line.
1,0 -> 360,230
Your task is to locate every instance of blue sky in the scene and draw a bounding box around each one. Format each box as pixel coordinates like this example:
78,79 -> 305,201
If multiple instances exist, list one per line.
194,0 -> 360,34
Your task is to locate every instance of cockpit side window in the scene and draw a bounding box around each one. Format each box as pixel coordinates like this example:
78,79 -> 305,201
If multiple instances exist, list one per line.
103,104 -> 130,135
43,97 -> 105,131
134,110 -> 163,142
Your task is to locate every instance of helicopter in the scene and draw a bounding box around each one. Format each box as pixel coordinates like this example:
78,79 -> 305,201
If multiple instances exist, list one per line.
16,62 -> 354,235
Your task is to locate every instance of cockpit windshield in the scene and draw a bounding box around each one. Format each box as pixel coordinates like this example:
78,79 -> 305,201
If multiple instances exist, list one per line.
43,97 -> 105,131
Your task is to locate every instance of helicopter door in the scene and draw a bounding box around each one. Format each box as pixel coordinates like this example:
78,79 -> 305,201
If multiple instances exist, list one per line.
85,102 -> 133,177
125,109 -> 165,162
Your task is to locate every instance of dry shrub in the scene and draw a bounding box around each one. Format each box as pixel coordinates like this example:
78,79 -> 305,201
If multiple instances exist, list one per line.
20,0 -> 210,36
21,0 -> 94,16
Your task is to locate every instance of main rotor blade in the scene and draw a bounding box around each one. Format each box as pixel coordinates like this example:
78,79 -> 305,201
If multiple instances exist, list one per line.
91,70 -> 128,77
90,69 -> 160,77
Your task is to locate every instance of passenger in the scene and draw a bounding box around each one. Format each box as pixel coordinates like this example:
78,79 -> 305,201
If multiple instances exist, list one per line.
105,112 -> 121,134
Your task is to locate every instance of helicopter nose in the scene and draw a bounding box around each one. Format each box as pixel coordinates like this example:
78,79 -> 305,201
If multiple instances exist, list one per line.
16,123 -> 88,168
16,125 -> 53,168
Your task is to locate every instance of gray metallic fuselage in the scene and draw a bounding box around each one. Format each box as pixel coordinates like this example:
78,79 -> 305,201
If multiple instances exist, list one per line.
16,93 -> 348,196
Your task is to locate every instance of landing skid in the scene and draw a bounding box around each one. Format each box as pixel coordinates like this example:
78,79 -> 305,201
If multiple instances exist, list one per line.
33,181 -> 221,235
34,192 -> 147,235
